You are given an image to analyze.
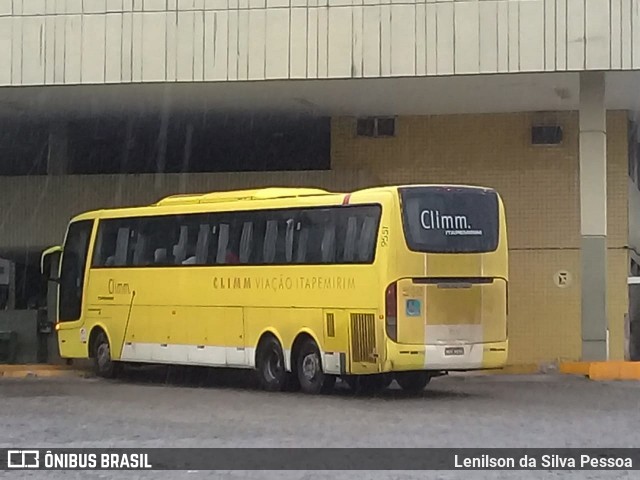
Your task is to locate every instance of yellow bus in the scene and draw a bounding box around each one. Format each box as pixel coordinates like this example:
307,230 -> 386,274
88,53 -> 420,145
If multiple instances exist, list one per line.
41,185 -> 508,394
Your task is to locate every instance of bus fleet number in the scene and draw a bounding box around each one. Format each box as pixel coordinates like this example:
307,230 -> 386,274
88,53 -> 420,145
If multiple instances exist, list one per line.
380,226 -> 390,247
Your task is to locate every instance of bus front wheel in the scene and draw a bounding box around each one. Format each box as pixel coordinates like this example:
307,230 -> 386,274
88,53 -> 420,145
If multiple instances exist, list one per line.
92,331 -> 119,379
395,371 -> 431,393
256,336 -> 287,392
296,339 -> 335,395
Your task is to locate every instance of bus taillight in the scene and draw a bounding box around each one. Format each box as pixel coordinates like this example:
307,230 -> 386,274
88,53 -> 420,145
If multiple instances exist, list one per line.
385,282 -> 398,341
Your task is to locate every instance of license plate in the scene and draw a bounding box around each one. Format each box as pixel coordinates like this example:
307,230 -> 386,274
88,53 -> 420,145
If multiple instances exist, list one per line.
444,347 -> 465,356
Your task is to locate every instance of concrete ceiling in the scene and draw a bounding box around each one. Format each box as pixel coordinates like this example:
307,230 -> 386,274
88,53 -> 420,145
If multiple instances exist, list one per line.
0,71 -> 638,119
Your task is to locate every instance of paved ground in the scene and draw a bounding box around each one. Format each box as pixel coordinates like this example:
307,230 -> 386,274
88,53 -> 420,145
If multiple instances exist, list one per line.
1,368 -> 639,479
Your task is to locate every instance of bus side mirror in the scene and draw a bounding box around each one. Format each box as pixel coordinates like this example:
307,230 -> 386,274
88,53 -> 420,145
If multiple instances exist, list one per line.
41,246 -> 62,283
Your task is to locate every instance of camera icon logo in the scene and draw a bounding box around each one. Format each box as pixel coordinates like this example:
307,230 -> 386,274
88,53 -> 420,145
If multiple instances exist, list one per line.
7,450 -> 40,469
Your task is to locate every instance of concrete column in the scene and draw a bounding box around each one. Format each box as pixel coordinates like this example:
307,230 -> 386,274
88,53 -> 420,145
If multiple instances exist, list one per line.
47,121 -> 68,175
579,72 -> 608,361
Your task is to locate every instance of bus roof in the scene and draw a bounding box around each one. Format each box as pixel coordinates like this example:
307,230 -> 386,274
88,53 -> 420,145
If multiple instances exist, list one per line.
154,187 -> 332,206
70,184 -> 497,222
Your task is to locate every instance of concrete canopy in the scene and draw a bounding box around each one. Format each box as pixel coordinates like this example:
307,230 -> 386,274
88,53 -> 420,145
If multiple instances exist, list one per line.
0,71 -> 639,119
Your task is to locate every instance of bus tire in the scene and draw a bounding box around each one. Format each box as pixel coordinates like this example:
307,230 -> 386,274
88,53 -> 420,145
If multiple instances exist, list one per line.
296,339 -> 334,394
93,331 -> 119,379
396,371 -> 430,393
256,336 -> 287,392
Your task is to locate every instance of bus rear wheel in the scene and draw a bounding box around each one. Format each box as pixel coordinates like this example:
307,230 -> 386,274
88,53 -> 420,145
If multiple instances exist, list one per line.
92,331 -> 119,379
296,339 -> 335,395
395,371 -> 431,393
256,336 -> 287,392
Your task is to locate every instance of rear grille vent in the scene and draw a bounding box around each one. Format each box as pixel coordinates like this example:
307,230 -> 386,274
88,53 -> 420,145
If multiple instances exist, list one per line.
326,313 -> 336,338
350,313 -> 376,363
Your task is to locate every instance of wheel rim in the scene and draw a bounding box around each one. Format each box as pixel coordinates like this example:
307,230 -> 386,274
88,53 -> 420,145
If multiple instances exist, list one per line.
264,346 -> 283,381
301,352 -> 320,382
96,342 -> 110,370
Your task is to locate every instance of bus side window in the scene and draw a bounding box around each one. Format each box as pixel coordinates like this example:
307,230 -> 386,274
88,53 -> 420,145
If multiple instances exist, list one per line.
284,218 -> 295,263
171,217 -> 202,266
128,219 -> 147,266
294,223 -> 308,263
114,227 -> 130,266
272,217 -> 291,264
93,224 -> 112,267
92,220 -> 133,267
92,225 -> 105,266
181,241 -> 198,265
173,225 -> 189,265
216,224 -> 230,264
207,224 -> 219,264
148,217 -> 181,266
132,232 -> 147,265
263,220 -> 278,264
300,211 -> 325,263
239,221 -> 253,264
343,216 -> 358,262
153,248 -> 168,264
135,217 -> 183,267
320,221 -> 336,263
358,215 -> 378,262
195,224 -> 211,265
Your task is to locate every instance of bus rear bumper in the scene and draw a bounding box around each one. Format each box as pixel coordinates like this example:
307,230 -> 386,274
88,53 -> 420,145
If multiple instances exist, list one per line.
385,339 -> 508,372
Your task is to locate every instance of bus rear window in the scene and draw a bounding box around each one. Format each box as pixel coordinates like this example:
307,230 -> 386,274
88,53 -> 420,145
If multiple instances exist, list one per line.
400,187 -> 499,253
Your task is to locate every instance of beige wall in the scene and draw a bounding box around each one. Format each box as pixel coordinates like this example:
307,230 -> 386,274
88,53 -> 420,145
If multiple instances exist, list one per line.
332,111 -> 629,365
0,169 -> 377,252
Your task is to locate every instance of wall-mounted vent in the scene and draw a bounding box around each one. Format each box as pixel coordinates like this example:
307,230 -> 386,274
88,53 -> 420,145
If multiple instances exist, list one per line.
531,125 -> 563,145
356,117 -> 396,138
